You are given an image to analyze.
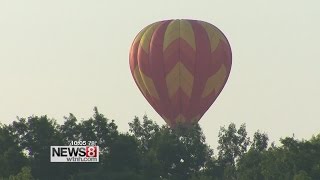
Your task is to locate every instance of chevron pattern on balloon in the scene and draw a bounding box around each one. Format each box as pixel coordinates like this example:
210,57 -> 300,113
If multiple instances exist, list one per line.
129,19 -> 232,127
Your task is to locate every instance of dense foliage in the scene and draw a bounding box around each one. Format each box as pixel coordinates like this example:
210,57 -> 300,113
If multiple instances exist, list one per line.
0,108 -> 319,180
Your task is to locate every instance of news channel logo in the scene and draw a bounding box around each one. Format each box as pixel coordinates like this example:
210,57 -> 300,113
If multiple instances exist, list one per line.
50,141 -> 99,163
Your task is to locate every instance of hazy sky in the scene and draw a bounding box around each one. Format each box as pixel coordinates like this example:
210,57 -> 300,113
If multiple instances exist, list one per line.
0,0 -> 319,148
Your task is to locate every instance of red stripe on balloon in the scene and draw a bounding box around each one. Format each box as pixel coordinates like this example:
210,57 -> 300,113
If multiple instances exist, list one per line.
149,20 -> 173,121
129,36 -> 161,115
220,41 -> 232,74
185,20 -> 212,122
163,38 -> 196,74
207,41 -> 229,77
137,47 -> 152,77
199,41 -> 233,118
129,41 -> 139,73
169,88 -> 192,120
179,38 -> 196,74
163,38 -> 179,74
138,36 -> 166,116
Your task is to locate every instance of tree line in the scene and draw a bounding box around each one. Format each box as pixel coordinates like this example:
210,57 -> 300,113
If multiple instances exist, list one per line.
0,107 -> 319,180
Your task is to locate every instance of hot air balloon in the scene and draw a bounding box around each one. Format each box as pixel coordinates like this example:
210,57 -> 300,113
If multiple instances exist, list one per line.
129,19 -> 232,127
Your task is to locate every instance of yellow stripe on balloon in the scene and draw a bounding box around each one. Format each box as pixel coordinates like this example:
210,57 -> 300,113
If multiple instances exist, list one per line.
179,62 -> 194,97
190,114 -> 201,123
141,73 -> 160,100
179,20 -> 196,51
201,65 -> 227,98
133,66 -> 148,96
210,24 -> 228,45
163,117 -> 173,127
140,22 -> 161,54
174,114 -> 200,124
198,21 -> 221,52
175,114 -> 186,123
163,20 -> 180,51
166,62 -> 194,98
163,20 -> 196,52
133,24 -> 153,46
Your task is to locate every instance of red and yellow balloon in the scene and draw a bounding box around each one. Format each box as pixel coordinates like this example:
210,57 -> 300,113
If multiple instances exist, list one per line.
129,19 -> 232,127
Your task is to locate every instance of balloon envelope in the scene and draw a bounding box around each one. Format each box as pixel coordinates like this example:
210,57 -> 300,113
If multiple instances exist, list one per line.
129,19 -> 232,127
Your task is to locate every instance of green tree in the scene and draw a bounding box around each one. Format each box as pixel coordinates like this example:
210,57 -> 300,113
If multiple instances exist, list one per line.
0,124 -> 27,178
237,149 -> 264,180
280,137 -> 320,179
78,107 -> 118,152
102,134 -> 142,179
8,166 -> 34,180
8,116 -> 64,180
251,131 -> 269,152
148,124 -> 212,180
60,113 -> 81,144
3,109 -> 320,180
293,170 -> 312,180
237,130 -> 268,179
62,108 -> 119,179
129,117 -> 213,180
217,123 -> 250,179
129,115 -> 160,153
202,158 -> 224,180
260,142 -> 295,180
